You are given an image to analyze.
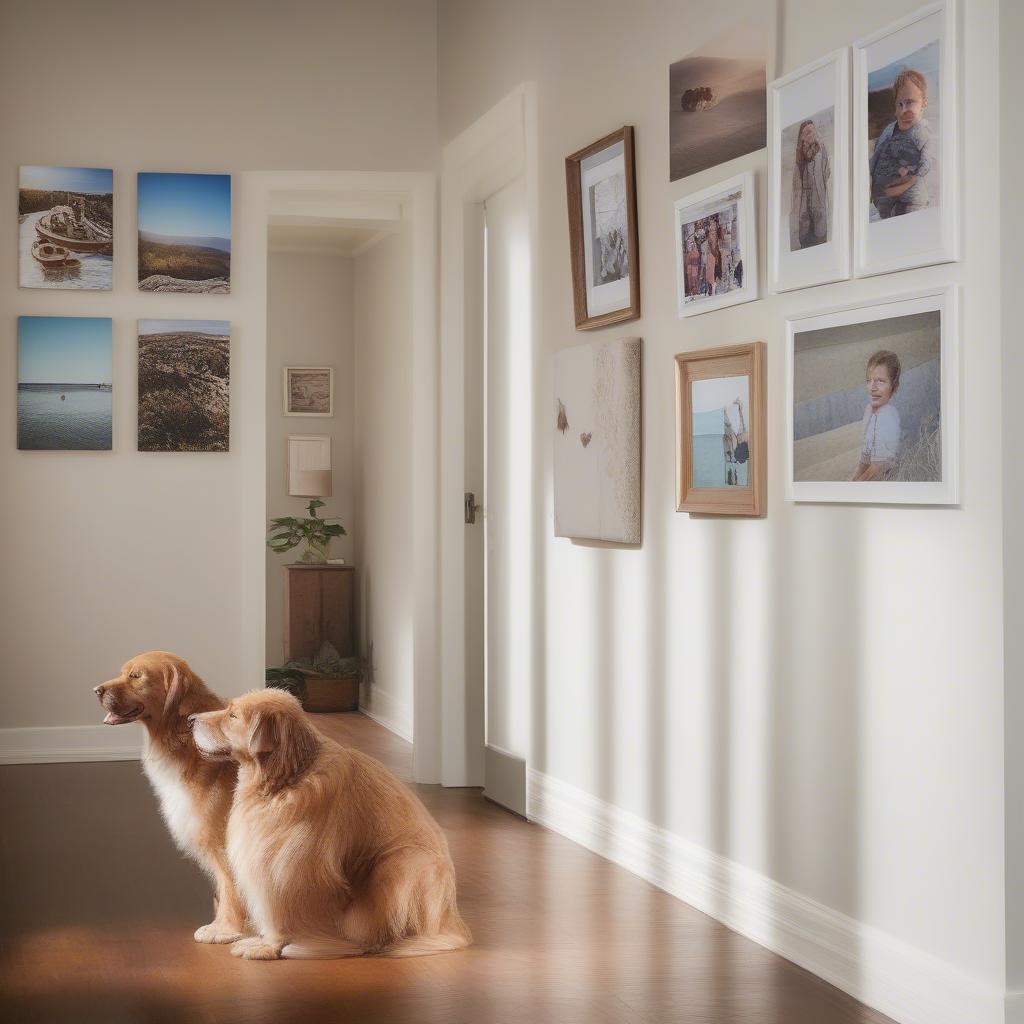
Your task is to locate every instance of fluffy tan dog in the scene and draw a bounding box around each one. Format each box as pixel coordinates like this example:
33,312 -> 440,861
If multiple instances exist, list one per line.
94,652 -> 247,943
190,688 -> 472,960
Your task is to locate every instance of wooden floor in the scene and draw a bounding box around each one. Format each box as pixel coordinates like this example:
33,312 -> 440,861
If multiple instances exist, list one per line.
0,712 -> 896,1024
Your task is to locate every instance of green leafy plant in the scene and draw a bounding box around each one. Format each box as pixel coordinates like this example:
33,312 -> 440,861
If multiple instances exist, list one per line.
266,499 -> 345,564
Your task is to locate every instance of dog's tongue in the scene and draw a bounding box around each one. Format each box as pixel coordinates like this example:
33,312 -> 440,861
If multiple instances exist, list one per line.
103,710 -> 134,725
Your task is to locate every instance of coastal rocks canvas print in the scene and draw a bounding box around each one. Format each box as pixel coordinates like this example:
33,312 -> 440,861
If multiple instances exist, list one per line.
137,173 -> 231,293
19,167 -> 113,290
554,336 -> 641,544
138,320 -> 230,452
18,317 -> 112,450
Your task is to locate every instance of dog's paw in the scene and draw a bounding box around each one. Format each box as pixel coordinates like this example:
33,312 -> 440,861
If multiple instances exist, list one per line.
231,937 -> 283,960
195,923 -> 246,944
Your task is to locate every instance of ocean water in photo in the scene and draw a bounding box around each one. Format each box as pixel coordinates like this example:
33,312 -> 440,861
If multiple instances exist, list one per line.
692,408 -> 748,488
18,385 -> 112,450
19,213 -> 112,290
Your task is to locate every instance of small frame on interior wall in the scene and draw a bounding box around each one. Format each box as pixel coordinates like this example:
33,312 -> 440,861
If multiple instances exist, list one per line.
675,342 -> 766,517
565,126 -> 640,330
284,367 -> 334,416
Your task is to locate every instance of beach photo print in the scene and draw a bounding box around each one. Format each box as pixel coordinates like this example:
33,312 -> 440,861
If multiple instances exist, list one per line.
18,317 -> 112,451
137,173 -> 231,293
19,166 -> 113,290
786,287 -> 958,504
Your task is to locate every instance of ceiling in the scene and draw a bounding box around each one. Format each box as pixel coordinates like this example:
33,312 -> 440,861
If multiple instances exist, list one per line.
267,216 -> 396,256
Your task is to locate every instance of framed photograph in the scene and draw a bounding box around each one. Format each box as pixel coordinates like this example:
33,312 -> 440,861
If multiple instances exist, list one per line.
138,172 -> 231,293
786,286 -> 958,504
18,317 -> 112,451
853,1 -> 959,276
138,320 -> 230,452
674,172 -> 757,318
19,166 -> 113,291
675,342 -> 766,516
768,49 -> 850,293
284,367 -> 334,416
565,126 -> 640,330
553,336 -> 642,544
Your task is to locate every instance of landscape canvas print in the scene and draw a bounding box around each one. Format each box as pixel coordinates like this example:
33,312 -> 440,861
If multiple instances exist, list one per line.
18,317 -> 112,450
669,26 -> 767,181
19,166 -> 113,290
137,173 -> 231,293
691,375 -> 751,488
138,320 -> 230,452
553,337 -> 641,544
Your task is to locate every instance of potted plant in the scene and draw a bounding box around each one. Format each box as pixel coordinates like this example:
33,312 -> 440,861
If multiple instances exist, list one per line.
266,499 -> 345,564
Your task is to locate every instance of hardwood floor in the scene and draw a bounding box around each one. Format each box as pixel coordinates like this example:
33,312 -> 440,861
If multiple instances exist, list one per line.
0,711 -> 895,1024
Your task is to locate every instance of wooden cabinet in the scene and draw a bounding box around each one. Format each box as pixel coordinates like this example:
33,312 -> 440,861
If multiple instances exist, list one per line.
283,565 -> 355,661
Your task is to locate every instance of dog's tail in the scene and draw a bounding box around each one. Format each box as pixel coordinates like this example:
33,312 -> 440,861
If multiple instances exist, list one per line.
281,937 -> 364,959
379,906 -> 473,958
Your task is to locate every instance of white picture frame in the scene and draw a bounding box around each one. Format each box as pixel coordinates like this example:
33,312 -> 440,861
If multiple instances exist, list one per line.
283,366 -> 334,417
674,171 -> 757,318
785,285 -> 959,505
768,48 -> 850,293
853,0 -> 959,277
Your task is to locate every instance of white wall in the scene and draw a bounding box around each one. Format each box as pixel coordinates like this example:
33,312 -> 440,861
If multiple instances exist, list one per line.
0,0 -> 437,737
439,0 -> 1006,1011
353,230 -> 415,737
266,250 -> 356,667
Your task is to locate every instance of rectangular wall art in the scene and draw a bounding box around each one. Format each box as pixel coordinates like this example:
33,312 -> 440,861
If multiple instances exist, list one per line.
137,173 -> 231,293
19,166 -> 113,290
553,336 -> 641,543
138,320 -> 230,452
18,316 -> 112,450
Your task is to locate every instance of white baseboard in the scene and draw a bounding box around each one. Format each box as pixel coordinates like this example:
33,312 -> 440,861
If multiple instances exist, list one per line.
358,683 -> 413,743
484,743 -> 526,818
0,724 -> 143,765
527,767 -> 1005,1024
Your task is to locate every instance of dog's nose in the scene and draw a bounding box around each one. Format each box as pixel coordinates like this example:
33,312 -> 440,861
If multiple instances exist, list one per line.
94,685 -> 106,698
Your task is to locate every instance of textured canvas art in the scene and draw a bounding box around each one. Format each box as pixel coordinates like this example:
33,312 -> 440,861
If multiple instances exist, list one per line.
553,336 -> 641,543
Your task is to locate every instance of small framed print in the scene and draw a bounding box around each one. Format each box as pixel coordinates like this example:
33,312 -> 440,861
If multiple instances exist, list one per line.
674,172 -> 757,318
284,366 -> 334,417
675,342 -> 766,516
768,49 -> 851,293
785,286 -> 959,505
853,1 -> 959,276
565,126 -> 640,330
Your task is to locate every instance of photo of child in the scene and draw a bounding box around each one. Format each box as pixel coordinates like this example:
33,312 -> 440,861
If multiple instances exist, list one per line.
852,351 -> 901,480
780,108 -> 834,250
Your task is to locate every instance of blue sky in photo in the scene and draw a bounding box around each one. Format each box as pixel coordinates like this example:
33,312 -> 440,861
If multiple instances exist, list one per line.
868,40 -> 940,93
139,319 -> 230,336
19,317 -> 113,384
137,173 -> 231,240
20,166 -> 112,194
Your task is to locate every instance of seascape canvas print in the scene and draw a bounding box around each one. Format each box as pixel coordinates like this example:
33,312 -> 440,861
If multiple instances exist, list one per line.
781,106 -> 835,251
137,173 -> 231,293
669,26 -> 767,181
18,317 -> 112,450
138,320 -> 230,452
691,375 -> 750,488
19,166 -> 113,290
553,337 -> 641,544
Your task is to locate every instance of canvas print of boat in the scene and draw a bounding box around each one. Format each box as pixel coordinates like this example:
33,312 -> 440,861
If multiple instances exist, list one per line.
138,320 -> 230,452
18,317 -> 112,450
19,167 -> 113,290
137,173 -> 231,293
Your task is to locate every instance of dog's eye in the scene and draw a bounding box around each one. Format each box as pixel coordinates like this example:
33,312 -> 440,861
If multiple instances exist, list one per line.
228,712 -> 237,720
129,672 -> 140,679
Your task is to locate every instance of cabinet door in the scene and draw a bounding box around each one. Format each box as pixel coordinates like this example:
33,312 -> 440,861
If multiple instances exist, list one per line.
284,568 -> 322,661
321,570 -> 353,657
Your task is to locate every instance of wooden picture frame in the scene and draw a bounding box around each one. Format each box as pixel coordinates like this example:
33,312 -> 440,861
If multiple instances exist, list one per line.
284,366 -> 334,417
675,342 -> 766,516
565,126 -> 640,330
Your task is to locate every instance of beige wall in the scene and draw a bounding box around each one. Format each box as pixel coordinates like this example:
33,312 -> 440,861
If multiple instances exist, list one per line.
265,251 -> 356,667
0,0 -> 437,732
439,0 -> 1005,998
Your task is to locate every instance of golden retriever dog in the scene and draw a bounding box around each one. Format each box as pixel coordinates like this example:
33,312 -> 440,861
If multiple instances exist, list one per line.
190,688 -> 472,961
93,651 -> 247,943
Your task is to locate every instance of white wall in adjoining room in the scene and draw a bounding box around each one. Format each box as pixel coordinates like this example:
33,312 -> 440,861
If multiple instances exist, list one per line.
265,250 -> 356,668
438,0 -> 1006,1018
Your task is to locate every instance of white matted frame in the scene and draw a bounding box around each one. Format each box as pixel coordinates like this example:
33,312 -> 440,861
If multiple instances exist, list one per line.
674,171 -> 757,318
283,366 -> 334,416
853,0 -> 959,277
769,49 -> 850,293
785,285 -> 959,505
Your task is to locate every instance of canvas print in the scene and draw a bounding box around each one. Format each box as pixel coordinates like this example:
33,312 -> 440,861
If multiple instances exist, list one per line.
669,25 -> 768,182
138,320 -> 230,452
781,108 -> 834,251
19,166 -> 113,290
691,375 -> 751,488
18,317 -> 112,450
285,367 -> 333,416
553,336 -> 641,543
137,173 -> 231,293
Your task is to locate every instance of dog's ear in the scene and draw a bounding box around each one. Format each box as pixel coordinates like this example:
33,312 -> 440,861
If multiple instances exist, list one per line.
251,702 -> 318,788
163,661 -> 192,720
247,711 -> 276,756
